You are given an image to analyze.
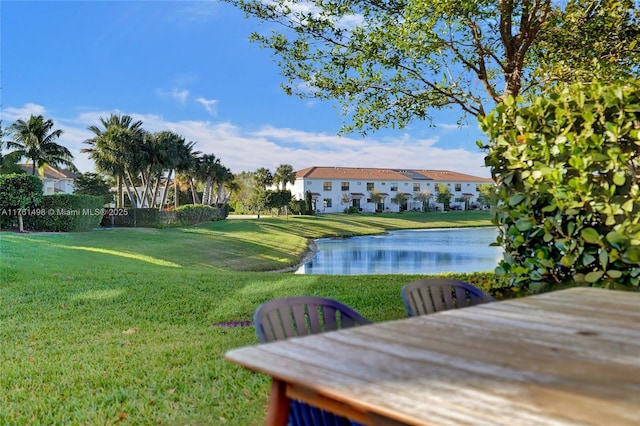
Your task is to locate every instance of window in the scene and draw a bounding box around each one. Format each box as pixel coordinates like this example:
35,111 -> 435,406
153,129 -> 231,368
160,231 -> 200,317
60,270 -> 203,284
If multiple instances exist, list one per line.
413,183 -> 420,192
476,184 -> 481,192
323,181 -> 332,191
323,198 -> 332,208
341,182 -> 349,191
366,182 -> 374,191
390,183 -> 398,192
455,183 -> 462,192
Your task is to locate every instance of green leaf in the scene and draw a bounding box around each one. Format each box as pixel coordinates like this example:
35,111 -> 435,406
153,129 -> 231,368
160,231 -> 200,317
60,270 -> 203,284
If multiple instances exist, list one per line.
508,194 -> 526,206
607,270 -> 623,279
515,218 -> 533,231
613,172 -> 626,186
585,271 -> 604,283
582,252 -> 596,266
581,228 -> 601,244
599,250 -> 609,269
605,231 -> 628,248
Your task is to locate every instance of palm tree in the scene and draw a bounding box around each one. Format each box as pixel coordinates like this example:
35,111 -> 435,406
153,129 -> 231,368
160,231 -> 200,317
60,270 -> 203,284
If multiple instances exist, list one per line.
198,154 -> 221,205
0,121 -> 23,174
254,167 -> 273,190
7,115 -> 74,175
83,114 -> 144,207
174,141 -> 201,207
213,164 -> 234,206
151,131 -> 193,210
273,164 -> 296,190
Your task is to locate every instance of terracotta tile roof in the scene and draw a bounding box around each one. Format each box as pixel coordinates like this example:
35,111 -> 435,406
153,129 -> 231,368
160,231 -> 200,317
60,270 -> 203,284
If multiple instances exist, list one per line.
18,164 -> 77,179
296,166 -> 409,180
295,166 -> 492,182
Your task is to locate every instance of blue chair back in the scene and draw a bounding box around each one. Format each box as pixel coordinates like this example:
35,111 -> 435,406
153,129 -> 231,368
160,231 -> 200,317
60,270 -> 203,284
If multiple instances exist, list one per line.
254,296 -> 372,426
402,278 -> 495,317
254,296 -> 372,343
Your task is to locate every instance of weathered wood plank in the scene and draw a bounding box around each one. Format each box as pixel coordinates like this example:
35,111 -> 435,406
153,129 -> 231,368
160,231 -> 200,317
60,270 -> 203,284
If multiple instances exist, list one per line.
225,288 -> 640,426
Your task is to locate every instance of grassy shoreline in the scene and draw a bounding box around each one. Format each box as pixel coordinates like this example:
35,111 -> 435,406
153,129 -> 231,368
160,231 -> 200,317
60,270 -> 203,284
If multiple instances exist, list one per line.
1,211 -> 507,425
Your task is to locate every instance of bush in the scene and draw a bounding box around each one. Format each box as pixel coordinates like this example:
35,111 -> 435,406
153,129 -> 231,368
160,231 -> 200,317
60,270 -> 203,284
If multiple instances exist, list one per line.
0,174 -> 43,231
175,204 -> 223,225
480,81 -> 640,291
25,194 -> 104,232
289,199 -> 306,215
102,205 -> 224,228
343,206 -> 360,214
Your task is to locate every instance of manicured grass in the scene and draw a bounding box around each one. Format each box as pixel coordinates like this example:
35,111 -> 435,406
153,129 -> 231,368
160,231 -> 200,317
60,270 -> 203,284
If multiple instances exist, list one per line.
0,211 -> 506,425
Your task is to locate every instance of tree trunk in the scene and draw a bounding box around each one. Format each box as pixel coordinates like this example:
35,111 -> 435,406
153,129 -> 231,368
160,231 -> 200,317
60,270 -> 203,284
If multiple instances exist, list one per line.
123,171 -> 138,208
160,169 -> 173,211
140,169 -> 153,208
203,176 -> 213,205
190,179 -> 200,204
150,172 -> 162,209
117,175 -> 124,208
174,176 -> 180,209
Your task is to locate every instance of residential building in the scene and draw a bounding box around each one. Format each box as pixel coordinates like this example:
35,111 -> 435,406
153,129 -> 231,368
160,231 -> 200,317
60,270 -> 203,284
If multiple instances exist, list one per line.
288,166 -> 494,213
18,164 -> 77,195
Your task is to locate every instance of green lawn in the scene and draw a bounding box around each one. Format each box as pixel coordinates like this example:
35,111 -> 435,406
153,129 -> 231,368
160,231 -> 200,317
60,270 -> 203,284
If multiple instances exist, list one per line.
0,211 -> 508,425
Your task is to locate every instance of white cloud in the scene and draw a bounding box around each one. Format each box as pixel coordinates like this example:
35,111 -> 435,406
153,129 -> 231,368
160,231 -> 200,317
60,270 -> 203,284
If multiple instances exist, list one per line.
1,103 -> 48,122
195,97 -> 218,116
156,88 -> 190,105
3,103 -> 491,178
437,122 -> 466,131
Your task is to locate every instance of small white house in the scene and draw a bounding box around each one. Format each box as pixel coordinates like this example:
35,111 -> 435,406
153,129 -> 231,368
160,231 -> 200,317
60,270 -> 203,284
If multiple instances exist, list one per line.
287,166 -> 494,213
18,164 -> 77,195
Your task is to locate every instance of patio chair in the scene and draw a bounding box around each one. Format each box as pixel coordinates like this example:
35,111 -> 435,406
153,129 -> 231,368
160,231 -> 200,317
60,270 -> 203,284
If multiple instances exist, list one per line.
401,278 -> 495,317
254,296 -> 373,426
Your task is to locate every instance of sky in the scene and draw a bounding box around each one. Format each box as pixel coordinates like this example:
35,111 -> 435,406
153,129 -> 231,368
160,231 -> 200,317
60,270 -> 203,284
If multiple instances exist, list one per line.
1,0 -> 491,178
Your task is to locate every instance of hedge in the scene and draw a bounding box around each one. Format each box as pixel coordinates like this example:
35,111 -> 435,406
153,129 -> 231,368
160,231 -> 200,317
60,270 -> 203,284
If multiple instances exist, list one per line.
25,194 -> 105,232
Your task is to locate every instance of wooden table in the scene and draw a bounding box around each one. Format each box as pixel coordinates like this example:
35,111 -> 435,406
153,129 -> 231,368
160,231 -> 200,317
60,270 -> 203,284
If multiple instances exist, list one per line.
225,287 -> 640,425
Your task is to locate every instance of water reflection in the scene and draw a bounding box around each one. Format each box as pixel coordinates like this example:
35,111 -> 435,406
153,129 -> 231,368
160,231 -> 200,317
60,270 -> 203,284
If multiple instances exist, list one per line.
296,227 -> 502,275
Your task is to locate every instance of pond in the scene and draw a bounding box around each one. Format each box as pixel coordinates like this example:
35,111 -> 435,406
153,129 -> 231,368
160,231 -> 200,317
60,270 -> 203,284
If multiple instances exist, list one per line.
295,227 -> 502,275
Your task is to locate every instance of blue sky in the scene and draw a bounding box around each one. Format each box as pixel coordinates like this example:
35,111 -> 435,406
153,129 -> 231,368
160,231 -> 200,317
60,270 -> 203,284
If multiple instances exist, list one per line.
1,0 -> 490,177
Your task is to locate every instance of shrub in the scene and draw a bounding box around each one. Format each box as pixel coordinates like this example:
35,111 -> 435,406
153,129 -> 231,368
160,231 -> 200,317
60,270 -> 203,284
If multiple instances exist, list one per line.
0,174 -> 43,231
175,204 -> 222,225
103,205 -> 224,228
479,81 -> 640,291
289,199 -> 306,215
25,194 -> 104,232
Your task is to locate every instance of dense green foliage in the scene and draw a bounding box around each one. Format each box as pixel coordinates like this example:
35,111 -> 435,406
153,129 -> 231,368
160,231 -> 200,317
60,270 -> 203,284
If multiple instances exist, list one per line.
24,194 -> 105,232
0,212 -> 508,424
0,174 -> 43,231
435,184 -> 453,210
107,206 -> 225,228
175,204 -> 226,225
227,0 -> 638,132
480,82 -> 640,290
532,0 -> 639,89
73,172 -> 114,204
265,189 -> 293,213
6,115 -> 75,175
